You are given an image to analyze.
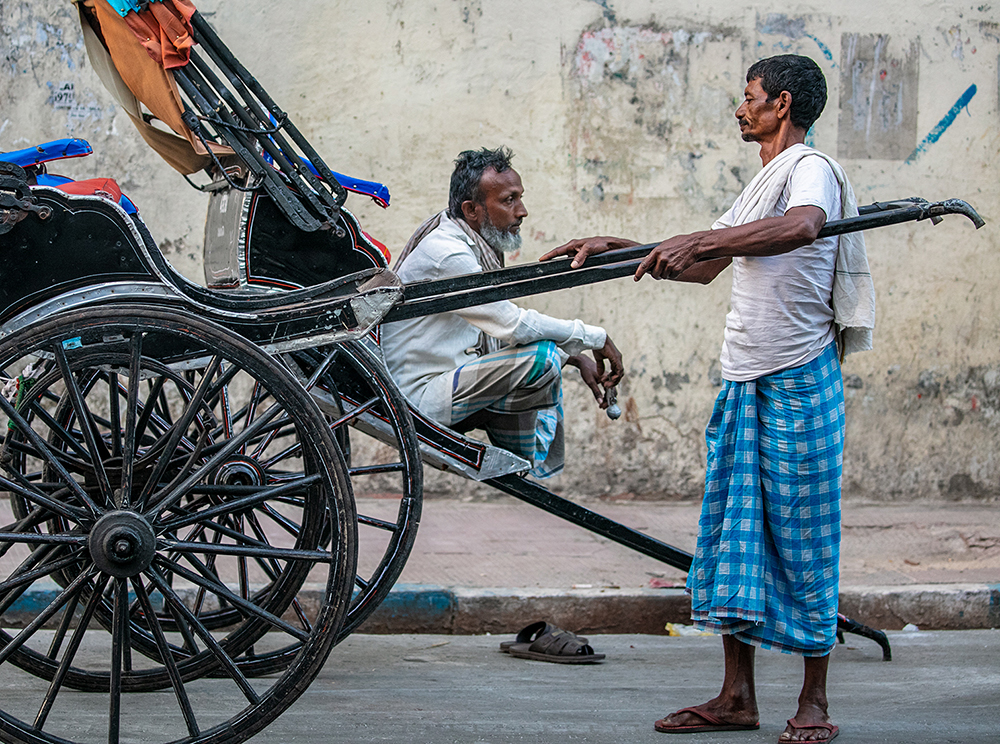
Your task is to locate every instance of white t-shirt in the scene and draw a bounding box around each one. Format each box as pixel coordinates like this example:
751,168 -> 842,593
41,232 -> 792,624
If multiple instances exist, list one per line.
381,215 -> 606,422
717,155 -> 843,381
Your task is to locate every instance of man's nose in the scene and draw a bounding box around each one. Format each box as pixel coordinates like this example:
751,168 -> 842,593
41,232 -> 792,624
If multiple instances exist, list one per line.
515,200 -> 527,218
735,102 -> 746,118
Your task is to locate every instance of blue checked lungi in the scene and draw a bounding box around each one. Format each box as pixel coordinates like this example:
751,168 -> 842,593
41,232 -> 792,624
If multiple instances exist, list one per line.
687,343 -> 844,656
447,341 -> 565,478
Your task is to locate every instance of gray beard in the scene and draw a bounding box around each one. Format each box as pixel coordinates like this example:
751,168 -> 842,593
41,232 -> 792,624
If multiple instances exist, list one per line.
480,218 -> 523,255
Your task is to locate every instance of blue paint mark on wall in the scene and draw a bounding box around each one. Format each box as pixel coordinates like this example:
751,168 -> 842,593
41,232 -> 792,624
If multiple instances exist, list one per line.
805,34 -> 836,66
905,84 -> 978,163
590,0 -> 617,24
757,14 -> 835,68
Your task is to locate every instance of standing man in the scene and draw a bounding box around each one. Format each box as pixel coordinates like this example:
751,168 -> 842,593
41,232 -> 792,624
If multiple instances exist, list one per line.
382,147 -> 623,478
542,55 -> 874,742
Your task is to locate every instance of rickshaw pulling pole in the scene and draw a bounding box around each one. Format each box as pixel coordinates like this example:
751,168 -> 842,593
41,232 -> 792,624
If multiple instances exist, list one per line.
383,197 -> 985,322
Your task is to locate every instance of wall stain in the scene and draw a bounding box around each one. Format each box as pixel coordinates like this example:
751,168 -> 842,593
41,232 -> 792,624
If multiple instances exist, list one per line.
756,13 -> 836,67
650,372 -> 690,392
568,22 -> 745,214
838,34 -> 920,160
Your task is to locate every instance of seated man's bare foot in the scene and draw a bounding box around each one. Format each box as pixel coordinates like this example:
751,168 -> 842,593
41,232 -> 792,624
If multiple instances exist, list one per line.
654,699 -> 759,734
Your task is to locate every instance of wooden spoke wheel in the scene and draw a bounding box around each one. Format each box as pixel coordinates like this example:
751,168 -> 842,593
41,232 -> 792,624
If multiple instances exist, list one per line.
291,339 -> 422,641
0,305 -> 356,744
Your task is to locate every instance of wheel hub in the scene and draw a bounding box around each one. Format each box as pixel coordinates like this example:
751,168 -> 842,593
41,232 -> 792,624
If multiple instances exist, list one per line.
88,510 -> 157,578
213,455 -> 265,487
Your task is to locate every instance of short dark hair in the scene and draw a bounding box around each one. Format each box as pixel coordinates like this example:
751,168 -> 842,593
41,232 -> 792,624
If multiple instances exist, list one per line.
448,147 -> 515,219
746,55 -> 827,131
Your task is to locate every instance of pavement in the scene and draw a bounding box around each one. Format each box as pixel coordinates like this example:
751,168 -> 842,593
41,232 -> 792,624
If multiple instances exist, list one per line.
249,630 -> 1000,743
3,495 -> 997,637
1,630 -> 997,743
355,495 -> 1000,635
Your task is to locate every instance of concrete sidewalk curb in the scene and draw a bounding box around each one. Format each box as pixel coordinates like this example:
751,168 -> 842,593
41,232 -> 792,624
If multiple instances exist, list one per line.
356,583 -> 1000,635
6,583 -> 998,634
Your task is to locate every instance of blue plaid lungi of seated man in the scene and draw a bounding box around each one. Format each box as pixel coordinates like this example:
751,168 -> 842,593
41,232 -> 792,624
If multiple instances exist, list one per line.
687,343 -> 845,656
418,340 -> 565,478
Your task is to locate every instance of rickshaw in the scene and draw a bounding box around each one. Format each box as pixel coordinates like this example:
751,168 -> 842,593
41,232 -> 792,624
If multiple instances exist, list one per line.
0,2 -> 984,742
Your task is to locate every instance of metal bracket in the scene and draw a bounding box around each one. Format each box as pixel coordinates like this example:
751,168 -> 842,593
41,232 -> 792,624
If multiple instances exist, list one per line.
0,171 -> 51,235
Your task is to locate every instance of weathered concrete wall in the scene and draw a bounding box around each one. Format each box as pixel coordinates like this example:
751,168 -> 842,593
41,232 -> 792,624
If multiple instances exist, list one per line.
2,1 -> 997,501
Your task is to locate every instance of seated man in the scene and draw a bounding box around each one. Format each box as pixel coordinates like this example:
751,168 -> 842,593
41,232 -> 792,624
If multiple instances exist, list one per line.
381,147 -> 623,477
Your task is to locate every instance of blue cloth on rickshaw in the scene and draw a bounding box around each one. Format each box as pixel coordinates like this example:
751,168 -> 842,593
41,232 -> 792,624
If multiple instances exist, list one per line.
687,342 -> 844,657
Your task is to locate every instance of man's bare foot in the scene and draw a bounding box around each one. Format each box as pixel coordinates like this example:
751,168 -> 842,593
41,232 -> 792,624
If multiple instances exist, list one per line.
654,698 -> 759,733
778,703 -> 838,742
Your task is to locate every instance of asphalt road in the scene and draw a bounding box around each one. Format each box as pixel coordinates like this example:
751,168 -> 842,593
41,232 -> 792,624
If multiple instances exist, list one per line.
1,630 -> 996,743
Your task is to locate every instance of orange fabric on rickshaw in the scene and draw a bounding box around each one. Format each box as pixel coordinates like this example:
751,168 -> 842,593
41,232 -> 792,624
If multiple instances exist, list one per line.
120,0 -> 197,69
91,0 -> 191,140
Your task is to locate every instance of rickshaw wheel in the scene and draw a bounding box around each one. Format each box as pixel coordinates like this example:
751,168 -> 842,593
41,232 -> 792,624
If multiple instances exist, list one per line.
200,339 -> 423,677
0,305 -> 356,744
5,337 -> 419,680
291,339 -> 422,641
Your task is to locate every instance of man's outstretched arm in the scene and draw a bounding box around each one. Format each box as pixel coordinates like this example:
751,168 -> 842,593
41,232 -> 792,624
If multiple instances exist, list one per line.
540,206 -> 826,282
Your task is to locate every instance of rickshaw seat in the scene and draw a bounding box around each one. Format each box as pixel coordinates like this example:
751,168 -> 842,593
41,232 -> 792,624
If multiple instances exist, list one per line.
1,138 -> 93,168
1,139 -> 137,214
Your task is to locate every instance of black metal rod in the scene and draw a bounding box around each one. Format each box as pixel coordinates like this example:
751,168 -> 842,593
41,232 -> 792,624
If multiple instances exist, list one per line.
384,198 -> 984,323
837,613 -> 892,661
190,11 -> 348,206
486,474 -> 694,572
187,49 -> 336,221
187,45 -> 339,215
397,202 -> 931,303
173,66 -> 321,231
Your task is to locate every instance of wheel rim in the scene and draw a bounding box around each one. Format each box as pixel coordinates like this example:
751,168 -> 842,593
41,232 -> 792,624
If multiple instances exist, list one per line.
292,340 -> 422,640
0,306 -> 355,744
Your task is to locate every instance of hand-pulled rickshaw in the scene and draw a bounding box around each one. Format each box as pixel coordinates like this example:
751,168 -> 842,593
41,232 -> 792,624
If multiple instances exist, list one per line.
0,2 -> 985,742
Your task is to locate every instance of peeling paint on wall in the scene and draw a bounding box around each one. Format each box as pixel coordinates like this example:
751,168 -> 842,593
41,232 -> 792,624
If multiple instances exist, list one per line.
589,0 -> 617,25
838,34 -> 919,160
568,24 -> 747,214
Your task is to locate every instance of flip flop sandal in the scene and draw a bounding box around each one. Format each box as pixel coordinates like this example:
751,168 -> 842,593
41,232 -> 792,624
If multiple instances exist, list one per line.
506,622 -> 604,664
654,707 -> 760,733
499,621 -> 588,654
779,718 -> 839,743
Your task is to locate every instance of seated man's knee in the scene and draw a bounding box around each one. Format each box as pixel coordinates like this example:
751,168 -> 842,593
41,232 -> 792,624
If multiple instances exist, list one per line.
524,340 -> 562,386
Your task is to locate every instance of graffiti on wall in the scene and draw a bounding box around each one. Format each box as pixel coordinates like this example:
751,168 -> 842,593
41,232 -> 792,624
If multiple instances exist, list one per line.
906,84 -> 978,163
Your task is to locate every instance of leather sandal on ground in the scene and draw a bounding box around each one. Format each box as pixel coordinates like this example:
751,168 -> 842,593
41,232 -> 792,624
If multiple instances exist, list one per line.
499,621 -> 587,654
654,707 -> 760,734
778,718 -> 839,743
502,621 -> 604,663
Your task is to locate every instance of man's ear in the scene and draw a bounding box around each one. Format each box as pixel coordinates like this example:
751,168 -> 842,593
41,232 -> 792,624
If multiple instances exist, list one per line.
776,90 -> 793,120
461,199 -> 482,227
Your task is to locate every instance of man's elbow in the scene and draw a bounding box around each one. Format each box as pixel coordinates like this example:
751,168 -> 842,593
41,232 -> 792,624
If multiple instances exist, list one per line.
785,208 -> 827,247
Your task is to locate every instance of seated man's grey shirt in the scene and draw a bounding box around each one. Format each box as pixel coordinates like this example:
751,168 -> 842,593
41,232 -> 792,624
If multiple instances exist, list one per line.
381,214 -> 606,422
